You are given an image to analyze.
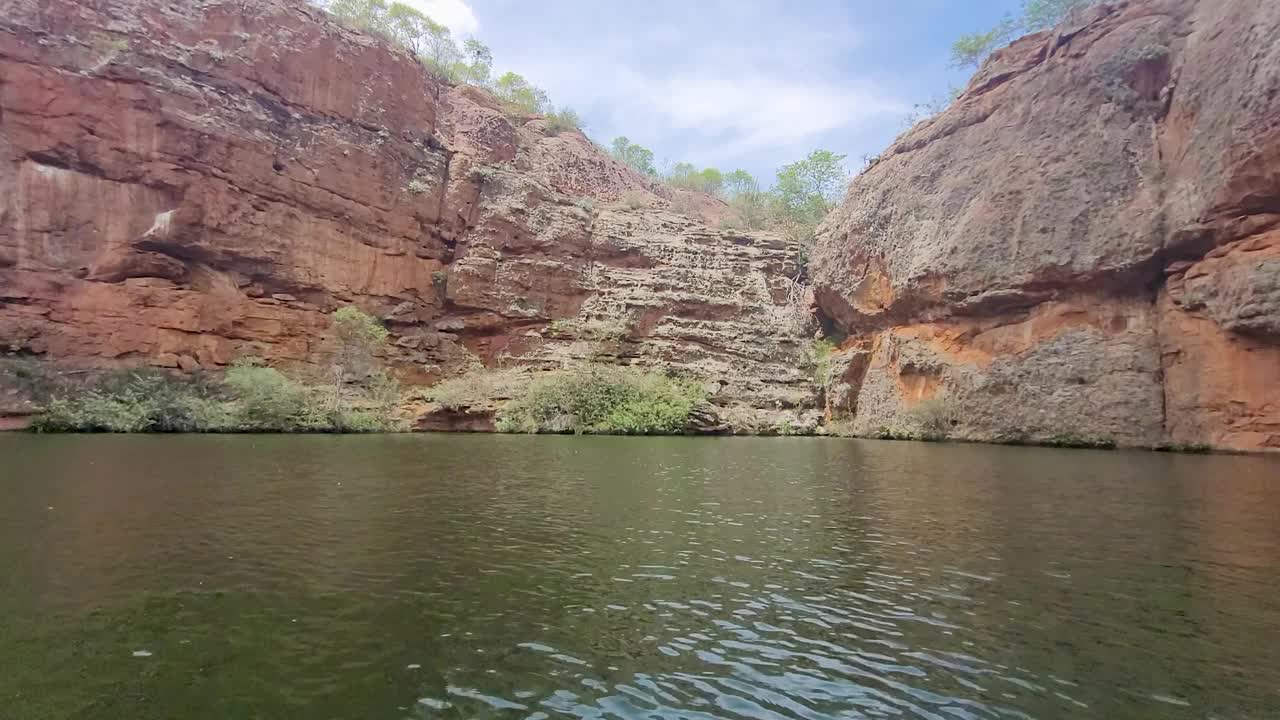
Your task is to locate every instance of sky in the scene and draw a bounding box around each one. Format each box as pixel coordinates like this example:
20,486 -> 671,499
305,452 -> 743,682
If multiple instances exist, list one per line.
399,0 -> 1022,181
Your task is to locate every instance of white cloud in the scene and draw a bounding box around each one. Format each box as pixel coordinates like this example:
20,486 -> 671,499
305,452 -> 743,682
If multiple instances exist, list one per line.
398,0 -> 479,35
468,0 -> 918,176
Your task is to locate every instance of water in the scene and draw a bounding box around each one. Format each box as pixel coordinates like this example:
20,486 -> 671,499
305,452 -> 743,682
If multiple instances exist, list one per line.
1,435 -> 1278,719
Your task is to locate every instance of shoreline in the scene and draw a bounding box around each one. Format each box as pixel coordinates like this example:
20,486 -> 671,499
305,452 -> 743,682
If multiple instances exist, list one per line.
5,424 -> 1258,455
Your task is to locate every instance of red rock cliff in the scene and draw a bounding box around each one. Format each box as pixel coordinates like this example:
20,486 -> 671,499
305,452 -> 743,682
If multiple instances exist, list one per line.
811,0 -> 1279,451
0,0 -> 819,431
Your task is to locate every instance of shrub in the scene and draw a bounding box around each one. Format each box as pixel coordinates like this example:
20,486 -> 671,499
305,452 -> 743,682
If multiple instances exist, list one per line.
952,0 -> 1103,68
909,395 -> 960,440
30,358 -> 403,434
90,32 -> 128,64
32,369 -> 230,433
470,164 -> 500,183
1045,433 -> 1116,450
406,179 -> 430,194
812,339 -> 837,388
224,361 -> 309,430
330,306 -> 389,397
543,107 -> 582,135
0,356 -> 60,401
497,364 -> 705,435
620,191 -> 648,210
545,319 -> 577,337
424,366 -> 528,410
666,164 -> 723,194
543,317 -> 629,343
327,407 -> 394,432
494,71 -> 549,115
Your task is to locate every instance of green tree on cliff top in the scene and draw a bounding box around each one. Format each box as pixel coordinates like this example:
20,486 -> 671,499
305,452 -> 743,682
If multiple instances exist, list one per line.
951,0 -> 1103,68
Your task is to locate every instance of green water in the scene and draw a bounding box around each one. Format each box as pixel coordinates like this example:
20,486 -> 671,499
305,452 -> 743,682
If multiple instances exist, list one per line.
1,434 -> 1278,719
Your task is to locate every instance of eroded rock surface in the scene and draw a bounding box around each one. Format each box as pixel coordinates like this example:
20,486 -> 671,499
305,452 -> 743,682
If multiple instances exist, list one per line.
812,0 -> 1280,451
0,0 -> 817,431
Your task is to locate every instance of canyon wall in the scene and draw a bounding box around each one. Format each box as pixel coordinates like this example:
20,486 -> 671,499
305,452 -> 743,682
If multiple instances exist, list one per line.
811,0 -> 1279,451
0,0 -> 818,431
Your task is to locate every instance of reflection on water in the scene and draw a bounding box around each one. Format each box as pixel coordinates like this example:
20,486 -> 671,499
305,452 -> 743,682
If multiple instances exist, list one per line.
1,434 -> 1278,719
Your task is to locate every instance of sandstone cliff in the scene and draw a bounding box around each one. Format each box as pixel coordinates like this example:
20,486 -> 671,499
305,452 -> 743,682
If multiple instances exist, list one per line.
0,0 -> 818,431
811,0 -> 1279,451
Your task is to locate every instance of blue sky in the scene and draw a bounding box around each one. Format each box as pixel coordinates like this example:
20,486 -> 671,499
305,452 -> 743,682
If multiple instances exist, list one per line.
403,0 -> 1021,180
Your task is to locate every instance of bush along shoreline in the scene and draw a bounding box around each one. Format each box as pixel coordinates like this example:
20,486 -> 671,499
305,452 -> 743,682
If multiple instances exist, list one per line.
21,307 -> 405,434
496,364 -> 706,435
411,363 -> 711,436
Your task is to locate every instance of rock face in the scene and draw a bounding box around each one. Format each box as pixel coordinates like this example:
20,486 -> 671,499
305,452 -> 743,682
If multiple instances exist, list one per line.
0,0 -> 818,431
812,0 -> 1280,451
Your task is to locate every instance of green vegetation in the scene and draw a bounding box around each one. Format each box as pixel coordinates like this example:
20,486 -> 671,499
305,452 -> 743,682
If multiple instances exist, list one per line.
493,71 -> 549,115
34,370 -> 230,433
812,339 -> 837,388
1155,442 -> 1213,454
543,107 -> 583,135
666,164 -> 723,194
619,191 -> 649,210
546,317 -> 630,343
604,138 -> 849,255
497,364 -> 705,435
909,395 -> 961,441
1044,433 -> 1117,450
951,0 -> 1102,68
768,150 -> 847,248
89,32 -> 128,65
715,150 -> 848,252
608,137 -> 658,177
30,308 -> 402,433
417,366 -> 529,411
330,305 -> 389,407
317,0 -> 577,121
318,1 -> 844,253
0,356 -> 59,401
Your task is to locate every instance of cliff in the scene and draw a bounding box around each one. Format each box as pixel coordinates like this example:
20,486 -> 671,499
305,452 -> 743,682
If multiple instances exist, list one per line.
0,0 -> 818,432
811,0 -> 1279,451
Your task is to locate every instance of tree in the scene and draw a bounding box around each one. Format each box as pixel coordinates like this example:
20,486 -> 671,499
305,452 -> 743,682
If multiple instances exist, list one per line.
666,164 -> 724,194
494,71 -> 550,115
458,38 -> 492,86
775,150 -> 847,210
1023,0 -> 1099,31
416,14 -> 462,82
387,2 -> 433,54
609,136 -> 657,177
952,0 -> 1101,68
951,20 -> 1016,68
723,170 -> 771,230
326,0 -> 391,33
723,169 -> 757,197
772,150 -> 848,249
330,306 -> 389,408
543,106 -> 583,135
